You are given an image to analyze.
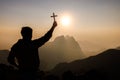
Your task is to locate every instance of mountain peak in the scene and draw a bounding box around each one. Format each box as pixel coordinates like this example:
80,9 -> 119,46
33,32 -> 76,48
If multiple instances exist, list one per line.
39,35 -> 84,70
54,35 -> 65,43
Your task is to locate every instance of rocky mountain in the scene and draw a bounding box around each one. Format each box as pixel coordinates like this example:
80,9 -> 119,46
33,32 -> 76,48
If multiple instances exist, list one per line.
50,49 -> 120,80
39,35 -> 85,70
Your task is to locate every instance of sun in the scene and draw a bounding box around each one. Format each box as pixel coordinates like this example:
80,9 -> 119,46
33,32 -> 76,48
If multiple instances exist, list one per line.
61,16 -> 71,27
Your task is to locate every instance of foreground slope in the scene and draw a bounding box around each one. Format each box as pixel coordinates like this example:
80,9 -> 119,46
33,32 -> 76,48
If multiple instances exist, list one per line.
51,49 -> 120,80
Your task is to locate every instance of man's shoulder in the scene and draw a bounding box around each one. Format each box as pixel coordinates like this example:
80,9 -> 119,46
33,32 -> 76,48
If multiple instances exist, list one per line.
11,39 -> 23,48
15,39 -> 23,44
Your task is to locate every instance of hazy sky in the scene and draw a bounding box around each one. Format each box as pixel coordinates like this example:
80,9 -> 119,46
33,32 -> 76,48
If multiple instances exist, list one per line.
0,0 -> 120,56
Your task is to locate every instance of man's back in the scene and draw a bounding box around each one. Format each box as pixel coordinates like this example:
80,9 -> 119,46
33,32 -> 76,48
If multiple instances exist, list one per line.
12,39 -> 40,71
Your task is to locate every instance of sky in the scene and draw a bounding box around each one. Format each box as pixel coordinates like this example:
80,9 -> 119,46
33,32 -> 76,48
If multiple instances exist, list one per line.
0,0 -> 120,56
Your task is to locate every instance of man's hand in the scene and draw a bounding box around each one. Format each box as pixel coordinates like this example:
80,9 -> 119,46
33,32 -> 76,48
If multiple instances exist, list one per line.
52,21 -> 57,28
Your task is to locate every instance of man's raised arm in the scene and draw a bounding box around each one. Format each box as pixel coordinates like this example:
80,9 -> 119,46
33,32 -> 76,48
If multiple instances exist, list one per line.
33,21 -> 57,47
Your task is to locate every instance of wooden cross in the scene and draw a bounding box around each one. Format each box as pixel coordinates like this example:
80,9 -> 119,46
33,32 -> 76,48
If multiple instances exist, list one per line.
51,12 -> 57,21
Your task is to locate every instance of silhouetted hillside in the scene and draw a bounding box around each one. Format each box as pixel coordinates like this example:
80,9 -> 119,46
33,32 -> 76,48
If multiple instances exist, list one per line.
51,49 -> 120,80
0,49 -> 120,80
39,35 -> 85,70
0,50 -> 9,64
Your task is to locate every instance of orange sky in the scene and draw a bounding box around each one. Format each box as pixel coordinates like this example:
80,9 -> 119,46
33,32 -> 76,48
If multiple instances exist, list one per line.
0,0 -> 120,56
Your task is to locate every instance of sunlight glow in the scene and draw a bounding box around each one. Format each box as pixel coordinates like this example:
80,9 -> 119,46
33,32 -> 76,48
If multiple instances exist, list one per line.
61,16 -> 71,27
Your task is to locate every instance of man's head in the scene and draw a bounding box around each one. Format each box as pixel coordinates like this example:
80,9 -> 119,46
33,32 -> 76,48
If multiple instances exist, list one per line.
21,27 -> 32,40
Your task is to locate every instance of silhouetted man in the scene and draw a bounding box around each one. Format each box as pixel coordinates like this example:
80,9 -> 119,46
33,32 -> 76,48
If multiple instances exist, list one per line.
7,21 -> 57,72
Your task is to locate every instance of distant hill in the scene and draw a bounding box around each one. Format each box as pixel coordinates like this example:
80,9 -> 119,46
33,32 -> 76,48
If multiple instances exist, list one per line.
39,35 -> 85,70
116,46 -> 120,50
0,50 -> 9,64
51,49 -> 120,80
